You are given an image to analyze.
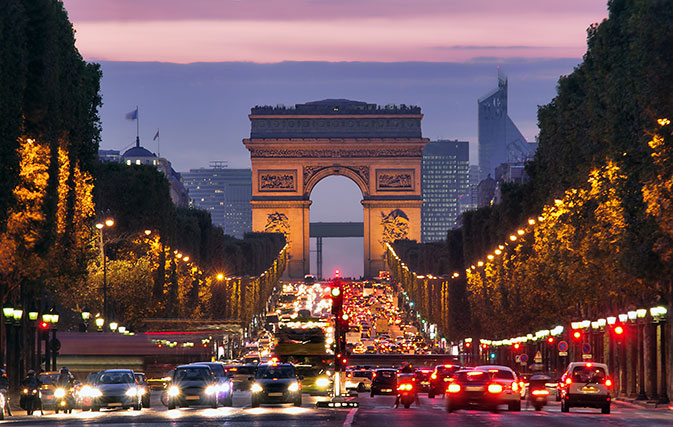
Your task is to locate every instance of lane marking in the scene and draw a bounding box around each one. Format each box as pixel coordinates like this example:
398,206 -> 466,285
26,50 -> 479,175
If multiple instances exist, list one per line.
343,407 -> 358,427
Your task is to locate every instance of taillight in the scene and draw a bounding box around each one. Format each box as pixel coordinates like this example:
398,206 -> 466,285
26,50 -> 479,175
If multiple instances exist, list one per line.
487,383 -> 503,394
430,373 -> 437,380
519,380 -> 524,390
512,382 -> 519,392
565,378 -> 572,385
397,383 -> 413,391
605,379 -> 612,387
531,389 -> 549,396
447,383 -> 461,393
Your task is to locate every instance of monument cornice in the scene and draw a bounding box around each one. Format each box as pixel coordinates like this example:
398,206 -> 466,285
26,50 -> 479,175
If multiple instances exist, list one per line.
249,114 -> 423,120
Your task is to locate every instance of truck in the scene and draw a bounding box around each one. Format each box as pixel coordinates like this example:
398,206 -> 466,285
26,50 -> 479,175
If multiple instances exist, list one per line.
273,327 -> 333,395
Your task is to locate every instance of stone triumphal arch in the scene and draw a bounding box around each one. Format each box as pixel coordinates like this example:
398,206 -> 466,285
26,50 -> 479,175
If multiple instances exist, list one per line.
243,99 -> 429,278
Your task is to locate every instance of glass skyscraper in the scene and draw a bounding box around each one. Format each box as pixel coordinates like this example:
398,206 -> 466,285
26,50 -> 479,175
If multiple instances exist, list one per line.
421,140 -> 470,242
478,71 -> 535,181
181,166 -> 252,238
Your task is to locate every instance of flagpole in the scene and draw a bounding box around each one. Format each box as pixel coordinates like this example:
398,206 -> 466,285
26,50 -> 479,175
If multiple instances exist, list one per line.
157,129 -> 161,158
136,105 -> 140,147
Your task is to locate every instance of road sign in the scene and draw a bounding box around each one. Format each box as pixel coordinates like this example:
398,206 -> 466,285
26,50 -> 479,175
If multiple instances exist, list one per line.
515,355 -> 521,363
519,354 -> 528,363
582,343 -> 591,354
534,351 -> 542,363
559,351 -> 568,357
558,341 -> 568,352
582,353 -> 592,360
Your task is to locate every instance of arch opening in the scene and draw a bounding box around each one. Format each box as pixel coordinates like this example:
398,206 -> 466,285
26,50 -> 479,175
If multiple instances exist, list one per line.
309,175 -> 363,279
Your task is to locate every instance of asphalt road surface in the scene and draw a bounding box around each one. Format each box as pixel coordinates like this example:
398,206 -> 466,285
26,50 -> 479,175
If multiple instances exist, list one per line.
1,391 -> 670,426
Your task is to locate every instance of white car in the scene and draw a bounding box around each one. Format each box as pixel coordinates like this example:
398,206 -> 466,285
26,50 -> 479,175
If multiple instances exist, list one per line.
560,362 -> 612,414
345,370 -> 373,392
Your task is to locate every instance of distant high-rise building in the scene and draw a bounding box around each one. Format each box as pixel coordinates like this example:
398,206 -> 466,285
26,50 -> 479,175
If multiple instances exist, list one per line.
421,139 -> 470,242
181,164 -> 252,238
478,70 -> 536,181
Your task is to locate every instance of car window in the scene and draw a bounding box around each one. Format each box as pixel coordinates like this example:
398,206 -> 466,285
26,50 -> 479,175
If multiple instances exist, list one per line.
571,366 -> 606,383
377,371 -> 395,378
456,371 -> 488,382
98,372 -> 134,384
175,368 -> 212,382
256,366 -> 296,379
201,364 -> 225,377
492,370 -> 515,380
353,372 -> 372,379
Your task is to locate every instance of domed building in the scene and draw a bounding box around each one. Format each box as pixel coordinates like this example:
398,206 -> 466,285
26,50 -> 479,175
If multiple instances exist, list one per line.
121,141 -> 158,166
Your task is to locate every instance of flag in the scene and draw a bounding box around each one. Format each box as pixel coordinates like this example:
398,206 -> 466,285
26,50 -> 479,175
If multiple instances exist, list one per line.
153,129 -> 160,141
125,108 -> 138,120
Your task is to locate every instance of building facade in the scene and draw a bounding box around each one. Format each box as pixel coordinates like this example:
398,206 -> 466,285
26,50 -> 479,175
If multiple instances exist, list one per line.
478,71 -> 537,181
181,166 -> 252,238
421,140 -> 470,242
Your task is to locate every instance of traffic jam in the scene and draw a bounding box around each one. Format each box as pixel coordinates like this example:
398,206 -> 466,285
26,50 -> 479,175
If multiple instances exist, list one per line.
6,274 -> 616,419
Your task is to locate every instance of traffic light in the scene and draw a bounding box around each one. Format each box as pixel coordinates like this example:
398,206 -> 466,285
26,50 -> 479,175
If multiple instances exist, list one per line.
335,352 -> 348,370
614,325 -> 624,335
331,282 -> 343,316
513,342 -> 520,350
572,330 -> 582,340
547,337 -> 555,344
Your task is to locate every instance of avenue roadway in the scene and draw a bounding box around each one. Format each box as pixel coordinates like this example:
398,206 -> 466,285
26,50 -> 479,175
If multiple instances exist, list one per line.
1,391 -> 669,426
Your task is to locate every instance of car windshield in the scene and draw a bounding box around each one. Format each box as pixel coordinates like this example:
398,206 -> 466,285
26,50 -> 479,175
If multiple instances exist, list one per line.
256,366 -> 296,379
175,368 -> 212,382
571,366 -> 607,383
486,370 -> 515,380
436,366 -> 459,376
97,372 -> 134,384
376,370 -> 395,379
352,371 -> 372,379
39,373 -> 59,385
194,364 -> 225,377
228,366 -> 257,375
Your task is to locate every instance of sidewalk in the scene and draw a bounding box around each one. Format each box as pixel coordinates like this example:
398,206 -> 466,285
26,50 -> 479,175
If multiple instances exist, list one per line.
614,396 -> 672,411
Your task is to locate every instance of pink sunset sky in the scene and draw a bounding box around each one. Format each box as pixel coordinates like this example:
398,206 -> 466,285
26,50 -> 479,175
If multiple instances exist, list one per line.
62,0 -> 609,63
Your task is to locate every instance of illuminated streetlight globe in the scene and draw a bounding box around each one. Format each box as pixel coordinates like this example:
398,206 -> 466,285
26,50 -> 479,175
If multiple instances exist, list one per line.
216,273 -> 224,281
109,321 -> 119,331
95,223 -> 104,229
95,317 -> 105,328
144,229 -> 152,235
105,218 -> 115,227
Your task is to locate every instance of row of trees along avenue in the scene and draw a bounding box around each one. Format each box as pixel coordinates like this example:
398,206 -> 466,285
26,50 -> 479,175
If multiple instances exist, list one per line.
390,0 -> 673,340
0,1 -> 287,338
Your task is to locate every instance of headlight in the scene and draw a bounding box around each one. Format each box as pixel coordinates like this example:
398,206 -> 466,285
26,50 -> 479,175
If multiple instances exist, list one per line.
80,386 -> 102,398
168,385 -> 180,397
219,382 -> 231,393
205,385 -> 217,395
54,388 -> 66,398
22,388 -> 29,394
316,377 -> 330,388
125,387 -> 138,397
288,382 -> 300,392
251,383 -> 263,393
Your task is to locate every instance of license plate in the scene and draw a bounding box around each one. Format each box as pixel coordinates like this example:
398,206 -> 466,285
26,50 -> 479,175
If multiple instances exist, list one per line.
268,392 -> 283,397
465,386 -> 484,392
186,395 -> 200,400
581,386 -> 597,393
109,402 -> 122,407
381,389 -> 392,393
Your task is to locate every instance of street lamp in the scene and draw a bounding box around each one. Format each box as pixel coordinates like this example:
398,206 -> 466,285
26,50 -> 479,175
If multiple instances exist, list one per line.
95,315 -> 105,332
80,306 -> 91,332
109,321 -> 118,332
96,215 -> 115,321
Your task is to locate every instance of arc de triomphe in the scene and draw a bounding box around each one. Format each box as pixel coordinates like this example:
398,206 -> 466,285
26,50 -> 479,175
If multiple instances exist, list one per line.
243,99 -> 429,278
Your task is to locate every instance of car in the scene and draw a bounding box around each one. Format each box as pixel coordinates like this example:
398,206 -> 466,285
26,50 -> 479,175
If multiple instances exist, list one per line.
250,363 -> 303,407
295,364 -> 332,396
226,364 -> 258,391
428,364 -> 462,398
346,369 -> 372,392
370,369 -> 397,396
86,369 -> 142,411
189,362 -> 233,406
166,365 -> 219,410
37,371 -> 60,409
560,362 -> 612,414
133,372 -> 151,409
414,368 -> 433,393
446,366 -> 521,413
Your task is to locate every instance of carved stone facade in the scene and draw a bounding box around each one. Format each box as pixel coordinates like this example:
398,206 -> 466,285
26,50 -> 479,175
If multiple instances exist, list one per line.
243,99 -> 428,278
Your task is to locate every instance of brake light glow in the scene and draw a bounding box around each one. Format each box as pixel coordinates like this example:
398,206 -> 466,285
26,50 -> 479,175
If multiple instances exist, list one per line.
466,371 -> 484,376
444,365 -> 453,368
488,369 -> 498,373
586,363 -> 592,367
487,383 -> 503,394
512,382 -> 519,391
531,389 -> 549,396
447,383 -> 461,393
605,379 -> 612,387
430,373 -> 437,380
565,378 -> 572,385
397,383 -> 413,391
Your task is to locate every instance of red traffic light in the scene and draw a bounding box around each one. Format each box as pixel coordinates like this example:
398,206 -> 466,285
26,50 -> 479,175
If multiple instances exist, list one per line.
481,344 -> 487,350
547,337 -> 554,344
614,325 -> 624,335
465,342 -> 471,348
513,343 -> 520,350
39,321 -> 49,329
573,331 -> 582,340
335,269 -> 340,278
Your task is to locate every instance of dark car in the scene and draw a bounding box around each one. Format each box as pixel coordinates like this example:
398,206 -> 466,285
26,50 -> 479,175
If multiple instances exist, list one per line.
428,364 -> 461,398
370,369 -> 397,396
226,365 -> 258,391
446,367 -> 521,413
250,363 -> 302,407
167,365 -> 219,410
414,368 -> 433,393
89,369 -> 142,411
189,362 -> 233,406
134,373 -> 150,409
